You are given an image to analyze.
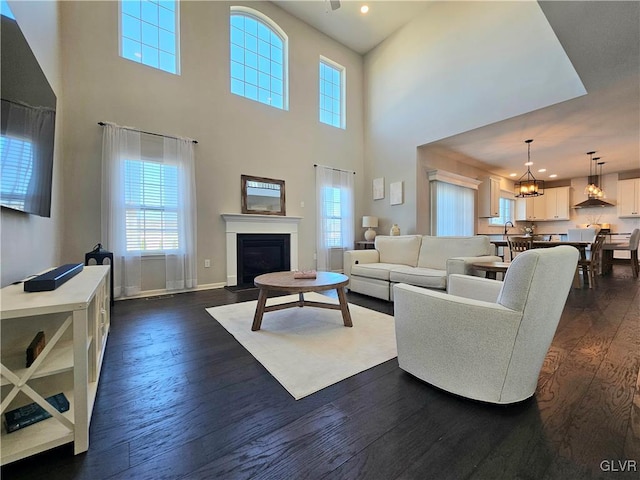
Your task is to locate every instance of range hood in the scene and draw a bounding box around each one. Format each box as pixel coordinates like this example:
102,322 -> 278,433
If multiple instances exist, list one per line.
575,174 -> 614,208
574,197 -> 615,208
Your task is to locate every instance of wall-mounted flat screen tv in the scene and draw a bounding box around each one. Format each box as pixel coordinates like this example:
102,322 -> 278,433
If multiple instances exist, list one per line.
1,7 -> 56,218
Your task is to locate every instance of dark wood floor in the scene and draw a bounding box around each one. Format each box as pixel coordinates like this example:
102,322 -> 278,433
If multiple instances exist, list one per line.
3,265 -> 639,480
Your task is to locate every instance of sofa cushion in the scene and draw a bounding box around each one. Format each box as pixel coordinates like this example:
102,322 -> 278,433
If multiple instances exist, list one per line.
375,235 -> 422,267
351,263 -> 397,281
418,236 -> 493,270
389,265 -> 447,290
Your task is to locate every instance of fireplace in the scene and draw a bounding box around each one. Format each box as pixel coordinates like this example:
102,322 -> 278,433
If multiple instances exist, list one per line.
222,213 -> 302,287
237,234 -> 290,287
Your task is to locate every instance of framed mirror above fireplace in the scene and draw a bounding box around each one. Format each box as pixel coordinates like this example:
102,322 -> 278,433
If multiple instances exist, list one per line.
241,175 -> 286,215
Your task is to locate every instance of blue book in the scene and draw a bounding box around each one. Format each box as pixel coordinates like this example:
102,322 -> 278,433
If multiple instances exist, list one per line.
4,393 -> 70,433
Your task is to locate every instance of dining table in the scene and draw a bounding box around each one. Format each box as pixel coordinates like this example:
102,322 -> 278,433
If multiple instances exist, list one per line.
490,239 -> 593,285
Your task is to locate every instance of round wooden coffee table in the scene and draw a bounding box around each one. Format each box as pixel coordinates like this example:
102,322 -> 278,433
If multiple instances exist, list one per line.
471,261 -> 511,280
251,271 -> 352,331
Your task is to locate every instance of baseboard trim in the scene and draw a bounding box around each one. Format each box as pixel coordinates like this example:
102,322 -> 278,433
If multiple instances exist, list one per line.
115,282 -> 226,301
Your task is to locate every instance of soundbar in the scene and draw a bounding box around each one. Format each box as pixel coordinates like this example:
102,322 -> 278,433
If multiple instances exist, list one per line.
24,263 -> 84,292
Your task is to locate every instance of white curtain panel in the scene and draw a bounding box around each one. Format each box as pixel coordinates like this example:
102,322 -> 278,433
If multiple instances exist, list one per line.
101,123 -> 197,297
163,136 -> 198,291
315,166 -> 355,271
101,123 -> 142,298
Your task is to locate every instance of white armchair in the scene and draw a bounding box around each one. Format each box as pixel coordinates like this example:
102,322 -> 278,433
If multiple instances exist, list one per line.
393,246 -> 579,404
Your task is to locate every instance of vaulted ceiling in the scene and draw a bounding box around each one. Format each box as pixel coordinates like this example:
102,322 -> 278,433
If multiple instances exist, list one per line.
274,1 -> 640,180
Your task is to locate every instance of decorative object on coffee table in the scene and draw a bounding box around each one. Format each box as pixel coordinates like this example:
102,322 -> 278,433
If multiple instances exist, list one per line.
293,270 -> 317,279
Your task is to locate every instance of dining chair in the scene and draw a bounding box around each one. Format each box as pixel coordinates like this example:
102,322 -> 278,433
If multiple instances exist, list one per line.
507,236 -> 533,261
578,233 -> 607,288
602,229 -> 639,278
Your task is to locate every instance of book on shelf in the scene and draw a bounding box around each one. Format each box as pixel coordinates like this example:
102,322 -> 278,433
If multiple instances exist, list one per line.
4,393 -> 70,433
293,270 -> 317,279
26,331 -> 46,367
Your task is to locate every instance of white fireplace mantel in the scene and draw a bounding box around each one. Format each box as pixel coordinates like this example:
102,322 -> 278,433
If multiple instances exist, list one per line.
221,213 -> 303,286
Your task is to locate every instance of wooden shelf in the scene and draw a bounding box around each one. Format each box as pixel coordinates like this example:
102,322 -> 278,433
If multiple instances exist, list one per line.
0,341 -> 74,387
1,266 -> 110,465
0,389 -> 75,465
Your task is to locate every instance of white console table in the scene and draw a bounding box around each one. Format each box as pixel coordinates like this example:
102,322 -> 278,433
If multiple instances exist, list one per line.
0,265 -> 110,465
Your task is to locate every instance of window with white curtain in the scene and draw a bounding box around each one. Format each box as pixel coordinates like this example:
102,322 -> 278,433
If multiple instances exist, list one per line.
430,178 -> 476,236
488,195 -> 515,226
315,166 -> 354,271
101,123 -> 197,297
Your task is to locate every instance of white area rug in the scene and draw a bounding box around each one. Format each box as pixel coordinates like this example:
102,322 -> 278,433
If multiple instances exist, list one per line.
206,292 -> 397,399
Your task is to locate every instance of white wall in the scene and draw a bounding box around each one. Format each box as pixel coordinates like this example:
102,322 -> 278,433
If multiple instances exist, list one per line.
363,1 -> 585,235
1,1 -> 63,287
57,0 -> 364,291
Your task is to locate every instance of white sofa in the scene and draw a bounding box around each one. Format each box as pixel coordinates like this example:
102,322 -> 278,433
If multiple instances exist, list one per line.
343,235 -> 502,301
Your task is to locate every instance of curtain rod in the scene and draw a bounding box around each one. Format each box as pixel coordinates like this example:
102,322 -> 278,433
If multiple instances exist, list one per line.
98,122 -> 198,144
313,163 -> 356,174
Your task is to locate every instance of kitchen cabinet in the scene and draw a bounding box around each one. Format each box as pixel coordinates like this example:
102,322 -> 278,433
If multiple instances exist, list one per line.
515,195 -> 545,221
515,187 -> 569,221
478,177 -> 501,217
618,178 -> 640,217
545,186 -> 570,220
1,266 -> 110,465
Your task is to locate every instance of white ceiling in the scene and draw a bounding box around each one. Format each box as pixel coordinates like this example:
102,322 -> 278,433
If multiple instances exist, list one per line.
274,1 -> 640,181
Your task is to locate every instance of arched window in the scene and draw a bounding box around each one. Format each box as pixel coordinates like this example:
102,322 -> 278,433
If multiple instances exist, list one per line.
230,6 -> 288,110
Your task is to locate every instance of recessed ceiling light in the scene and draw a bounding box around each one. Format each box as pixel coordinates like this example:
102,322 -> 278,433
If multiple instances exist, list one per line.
360,5 -> 369,14
549,174 -> 558,178
538,168 -> 547,173
509,173 -> 517,177
525,162 -> 533,166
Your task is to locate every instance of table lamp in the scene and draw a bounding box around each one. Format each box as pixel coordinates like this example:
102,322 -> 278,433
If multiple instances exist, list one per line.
362,216 -> 378,241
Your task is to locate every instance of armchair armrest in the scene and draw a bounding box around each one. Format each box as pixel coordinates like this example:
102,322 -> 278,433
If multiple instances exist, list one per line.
447,255 -> 502,276
343,249 -> 380,278
446,274 -> 502,303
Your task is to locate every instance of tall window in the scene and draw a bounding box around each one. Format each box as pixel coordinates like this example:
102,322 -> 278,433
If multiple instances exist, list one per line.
319,57 -> 345,128
322,186 -> 344,248
430,179 -> 475,236
101,123 -> 197,297
489,196 -> 515,226
120,0 -> 179,74
124,159 -> 179,252
315,166 -> 354,271
230,6 -> 287,110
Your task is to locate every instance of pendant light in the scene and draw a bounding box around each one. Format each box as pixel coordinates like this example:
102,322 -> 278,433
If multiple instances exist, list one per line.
584,151 -> 603,198
514,139 -> 544,197
595,161 -> 606,198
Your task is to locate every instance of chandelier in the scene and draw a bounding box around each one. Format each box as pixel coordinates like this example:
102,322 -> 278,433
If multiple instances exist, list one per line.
584,151 -> 605,198
514,139 -> 544,197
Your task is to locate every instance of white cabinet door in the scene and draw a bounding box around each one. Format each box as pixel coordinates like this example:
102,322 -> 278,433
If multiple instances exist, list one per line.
515,196 -> 544,221
618,178 -> 640,217
545,187 -> 570,220
478,177 -> 500,217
